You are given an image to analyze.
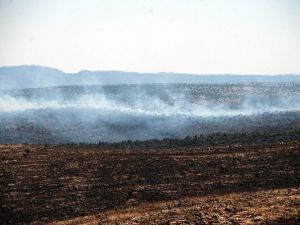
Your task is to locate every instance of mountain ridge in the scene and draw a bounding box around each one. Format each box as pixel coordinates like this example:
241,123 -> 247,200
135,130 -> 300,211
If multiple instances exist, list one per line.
1,65 -> 300,90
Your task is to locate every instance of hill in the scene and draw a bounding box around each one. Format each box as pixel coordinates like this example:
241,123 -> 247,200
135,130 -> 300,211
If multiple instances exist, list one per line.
1,65 -> 300,90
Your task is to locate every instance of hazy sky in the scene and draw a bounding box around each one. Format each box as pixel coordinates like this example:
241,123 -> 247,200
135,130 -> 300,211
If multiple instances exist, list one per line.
0,0 -> 299,74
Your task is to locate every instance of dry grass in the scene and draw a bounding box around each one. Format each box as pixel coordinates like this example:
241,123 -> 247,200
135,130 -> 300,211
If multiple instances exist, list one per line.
51,188 -> 300,225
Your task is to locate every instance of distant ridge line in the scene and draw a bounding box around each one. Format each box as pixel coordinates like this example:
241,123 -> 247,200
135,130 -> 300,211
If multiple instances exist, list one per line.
1,65 -> 300,90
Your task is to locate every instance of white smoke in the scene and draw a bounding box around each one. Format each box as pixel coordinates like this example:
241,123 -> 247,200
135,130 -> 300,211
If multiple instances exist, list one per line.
0,92 -> 299,117
1,85 -> 299,143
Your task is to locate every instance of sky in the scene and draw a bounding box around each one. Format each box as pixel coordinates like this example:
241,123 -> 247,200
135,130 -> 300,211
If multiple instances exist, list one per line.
0,0 -> 299,74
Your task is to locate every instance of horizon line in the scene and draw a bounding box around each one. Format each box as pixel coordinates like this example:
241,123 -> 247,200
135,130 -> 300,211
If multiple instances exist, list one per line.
1,64 -> 300,76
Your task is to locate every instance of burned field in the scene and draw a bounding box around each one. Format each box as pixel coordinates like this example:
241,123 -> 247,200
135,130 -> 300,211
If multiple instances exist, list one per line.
1,141 -> 299,224
1,83 -> 300,144
1,83 -> 300,224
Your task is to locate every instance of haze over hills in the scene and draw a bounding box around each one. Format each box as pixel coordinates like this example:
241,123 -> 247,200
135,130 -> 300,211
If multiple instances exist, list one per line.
1,65 -> 300,90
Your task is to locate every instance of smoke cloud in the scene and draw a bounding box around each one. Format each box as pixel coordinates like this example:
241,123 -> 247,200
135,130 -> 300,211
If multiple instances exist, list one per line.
0,84 -> 299,143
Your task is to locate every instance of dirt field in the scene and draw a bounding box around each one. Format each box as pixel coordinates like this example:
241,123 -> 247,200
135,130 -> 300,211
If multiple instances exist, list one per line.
1,142 -> 300,224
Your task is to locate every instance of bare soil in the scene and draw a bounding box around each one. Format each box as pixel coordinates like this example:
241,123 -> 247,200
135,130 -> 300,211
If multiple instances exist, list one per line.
1,142 -> 299,224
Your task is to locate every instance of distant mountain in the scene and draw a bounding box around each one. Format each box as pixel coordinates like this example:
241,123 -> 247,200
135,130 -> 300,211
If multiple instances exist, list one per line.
0,65 -> 300,90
